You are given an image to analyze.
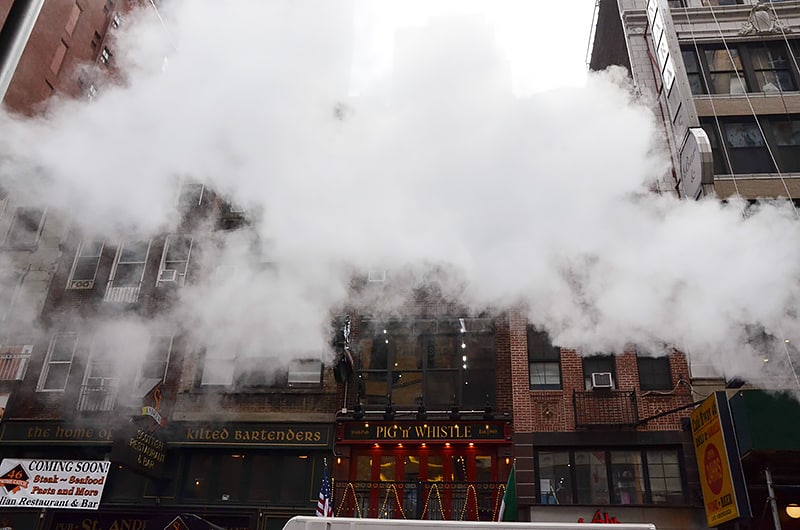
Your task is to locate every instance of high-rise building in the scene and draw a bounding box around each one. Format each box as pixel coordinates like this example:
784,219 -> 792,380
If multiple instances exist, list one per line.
590,2 -> 800,530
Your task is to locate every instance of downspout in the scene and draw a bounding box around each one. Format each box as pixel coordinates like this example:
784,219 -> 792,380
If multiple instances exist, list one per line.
0,0 -> 46,103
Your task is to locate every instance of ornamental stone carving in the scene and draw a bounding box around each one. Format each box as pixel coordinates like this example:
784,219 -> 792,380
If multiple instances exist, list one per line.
739,4 -> 791,36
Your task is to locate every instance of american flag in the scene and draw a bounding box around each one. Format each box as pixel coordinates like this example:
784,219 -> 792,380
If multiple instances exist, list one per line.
316,464 -> 333,517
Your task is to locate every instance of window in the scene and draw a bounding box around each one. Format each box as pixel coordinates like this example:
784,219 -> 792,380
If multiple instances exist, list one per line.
180,451 -> 312,504
50,41 -> 68,75
536,448 -> 685,505
78,343 -> 119,411
67,240 -> 103,289
646,450 -> 684,504
157,235 -> 192,286
0,269 -> 22,321
357,317 -> 495,409
701,0 -> 743,5
37,333 -> 78,391
65,4 -> 81,35
99,47 -> 111,65
610,451 -> 644,504
201,352 -> 317,390
134,336 -> 171,396
111,13 -> 121,29
682,48 -> 706,95
4,207 -> 45,248
637,355 -> 672,390
201,347 -> 236,387
701,115 -> 800,174
287,359 -> 322,386
683,42 -> 799,96
87,84 -> 98,100
704,48 -> 746,94
582,355 -> 615,390
750,43 -> 795,92
105,240 -> 150,302
178,181 -> 204,208
0,344 -> 32,381
529,327 -> 561,390
109,240 -> 150,287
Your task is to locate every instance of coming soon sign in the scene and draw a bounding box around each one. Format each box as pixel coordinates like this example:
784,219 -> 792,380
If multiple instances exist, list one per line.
0,459 -> 110,510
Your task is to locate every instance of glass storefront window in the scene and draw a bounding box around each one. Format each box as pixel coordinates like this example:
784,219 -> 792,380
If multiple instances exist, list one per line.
574,450 -> 609,505
380,456 -> 396,482
538,451 -> 572,504
183,453 -> 213,500
475,456 -> 492,482
428,456 -> 444,482
647,450 -> 683,504
610,451 -> 644,505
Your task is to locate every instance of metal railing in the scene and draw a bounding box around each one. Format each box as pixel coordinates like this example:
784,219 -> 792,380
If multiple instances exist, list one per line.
77,380 -> 119,411
333,481 -> 504,521
0,354 -> 29,380
573,389 -> 639,428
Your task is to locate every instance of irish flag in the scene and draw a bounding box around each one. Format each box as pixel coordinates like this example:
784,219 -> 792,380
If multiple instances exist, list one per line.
498,465 -> 517,522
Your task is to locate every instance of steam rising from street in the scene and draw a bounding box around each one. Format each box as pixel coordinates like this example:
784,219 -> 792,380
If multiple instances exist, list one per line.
1,0 -> 799,390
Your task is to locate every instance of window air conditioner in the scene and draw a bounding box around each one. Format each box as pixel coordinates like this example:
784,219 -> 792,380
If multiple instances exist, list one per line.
158,269 -> 177,282
591,372 -> 613,389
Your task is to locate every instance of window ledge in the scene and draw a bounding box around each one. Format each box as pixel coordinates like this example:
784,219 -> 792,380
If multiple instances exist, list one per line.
0,244 -> 39,252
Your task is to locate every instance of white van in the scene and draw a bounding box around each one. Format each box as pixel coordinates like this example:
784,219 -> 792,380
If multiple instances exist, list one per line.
282,516 -> 656,530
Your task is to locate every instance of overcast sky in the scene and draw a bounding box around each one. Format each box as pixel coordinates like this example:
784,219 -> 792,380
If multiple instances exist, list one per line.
352,0 -> 598,95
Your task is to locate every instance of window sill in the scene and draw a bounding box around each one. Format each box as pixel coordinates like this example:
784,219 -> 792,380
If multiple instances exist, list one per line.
1,244 -> 39,252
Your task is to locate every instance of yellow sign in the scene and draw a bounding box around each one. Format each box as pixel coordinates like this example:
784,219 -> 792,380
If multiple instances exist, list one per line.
691,393 -> 740,527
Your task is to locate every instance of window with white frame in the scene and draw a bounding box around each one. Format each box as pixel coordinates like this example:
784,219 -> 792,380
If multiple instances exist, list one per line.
38,333 -> 78,391
99,47 -> 111,65
200,347 -> 236,386
79,345 -> 119,411
157,235 -> 192,286
109,240 -> 150,287
287,359 -> 323,386
67,240 -> 104,289
0,269 -> 22,321
178,181 -> 204,208
134,336 -> 172,396
4,207 -> 45,248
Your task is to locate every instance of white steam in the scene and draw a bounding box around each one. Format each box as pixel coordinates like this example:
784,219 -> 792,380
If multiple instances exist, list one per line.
0,0 -> 799,390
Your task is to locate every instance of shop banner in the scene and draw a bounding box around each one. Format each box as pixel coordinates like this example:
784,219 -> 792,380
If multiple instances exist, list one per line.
0,459 -> 110,510
691,392 -> 750,527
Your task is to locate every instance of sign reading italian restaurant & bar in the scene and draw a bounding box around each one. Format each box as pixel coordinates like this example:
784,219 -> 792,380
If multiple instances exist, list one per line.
0,459 -> 110,510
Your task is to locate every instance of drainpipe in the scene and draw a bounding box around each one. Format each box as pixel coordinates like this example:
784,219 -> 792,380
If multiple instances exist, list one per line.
766,467 -> 782,530
0,0 -> 47,103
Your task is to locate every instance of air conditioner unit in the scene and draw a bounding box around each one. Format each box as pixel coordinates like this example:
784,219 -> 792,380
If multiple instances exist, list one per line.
158,269 -> 177,282
21,344 -> 33,354
591,372 -> 613,389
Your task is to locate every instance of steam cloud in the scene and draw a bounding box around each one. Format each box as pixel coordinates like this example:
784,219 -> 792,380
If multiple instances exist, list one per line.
1,0 -> 799,393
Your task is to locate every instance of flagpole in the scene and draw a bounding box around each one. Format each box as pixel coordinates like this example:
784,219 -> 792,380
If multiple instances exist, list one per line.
498,459 -> 517,522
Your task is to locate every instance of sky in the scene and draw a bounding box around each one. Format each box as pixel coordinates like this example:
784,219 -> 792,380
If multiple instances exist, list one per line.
1,0 -> 800,394
350,0 -> 598,96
